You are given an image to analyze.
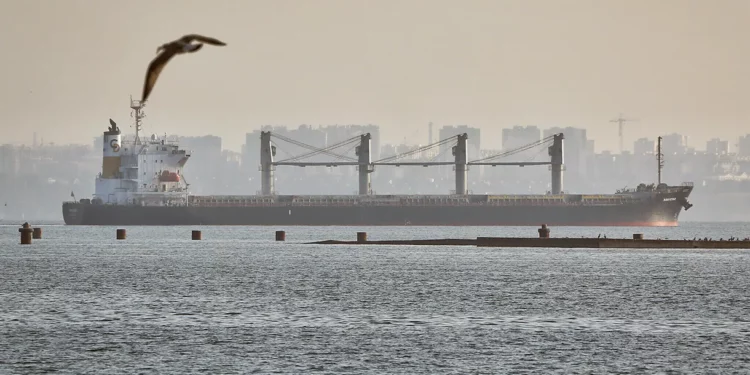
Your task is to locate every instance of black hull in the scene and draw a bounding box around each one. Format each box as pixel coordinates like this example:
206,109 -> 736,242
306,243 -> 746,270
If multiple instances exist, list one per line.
63,200 -> 687,226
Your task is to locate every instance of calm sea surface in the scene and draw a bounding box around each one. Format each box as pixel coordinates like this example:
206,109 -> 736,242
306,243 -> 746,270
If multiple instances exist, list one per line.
1,222 -> 750,374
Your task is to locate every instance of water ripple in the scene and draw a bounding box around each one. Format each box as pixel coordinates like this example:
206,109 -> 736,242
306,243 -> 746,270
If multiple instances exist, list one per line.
1,224 -> 749,373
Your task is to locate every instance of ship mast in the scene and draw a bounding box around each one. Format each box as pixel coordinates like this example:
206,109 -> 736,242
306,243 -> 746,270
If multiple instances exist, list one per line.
129,96 -> 146,147
657,136 -> 664,185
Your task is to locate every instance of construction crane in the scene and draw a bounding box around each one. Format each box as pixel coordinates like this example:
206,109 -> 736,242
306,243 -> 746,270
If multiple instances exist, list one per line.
609,113 -> 638,154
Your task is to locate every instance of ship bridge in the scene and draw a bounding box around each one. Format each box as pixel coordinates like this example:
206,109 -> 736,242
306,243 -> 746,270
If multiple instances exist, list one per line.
92,98 -> 192,206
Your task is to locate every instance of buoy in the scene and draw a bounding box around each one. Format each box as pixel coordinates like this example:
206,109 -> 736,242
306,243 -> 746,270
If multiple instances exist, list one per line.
357,232 -> 367,243
116,229 -> 126,240
19,222 -> 33,245
275,230 -> 285,241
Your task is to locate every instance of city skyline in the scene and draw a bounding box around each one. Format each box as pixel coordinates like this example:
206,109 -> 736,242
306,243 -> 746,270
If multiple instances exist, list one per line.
9,123 -> 750,156
2,122 -> 749,222
1,0 -> 747,152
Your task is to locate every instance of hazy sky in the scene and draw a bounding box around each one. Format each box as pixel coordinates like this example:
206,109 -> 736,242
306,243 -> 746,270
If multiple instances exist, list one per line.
1,0 -> 747,152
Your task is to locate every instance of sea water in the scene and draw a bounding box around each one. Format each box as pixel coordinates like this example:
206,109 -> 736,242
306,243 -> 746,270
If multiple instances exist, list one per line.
1,223 -> 749,373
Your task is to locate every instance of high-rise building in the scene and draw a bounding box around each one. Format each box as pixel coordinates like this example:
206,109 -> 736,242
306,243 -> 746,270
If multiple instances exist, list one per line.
320,124 -> 380,161
545,126 -> 589,167
0,144 -> 19,176
178,135 -> 223,194
502,126 -> 541,160
738,134 -> 750,157
706,138 -> 730,155
633,138 -> 655,156
437,125 -> 481,184
660,133 -> 688,155
438,125 -> 481,161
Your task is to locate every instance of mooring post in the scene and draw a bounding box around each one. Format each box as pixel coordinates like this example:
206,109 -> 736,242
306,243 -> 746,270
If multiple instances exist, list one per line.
276,230 -> 286,241
633,233 -> 644,240
357,232 -> 367,243
538,224 -> 550,238
19,222 -> 33,245
116,229 -> 126,240
192,230 -> 202,240
32,227 -> 42,240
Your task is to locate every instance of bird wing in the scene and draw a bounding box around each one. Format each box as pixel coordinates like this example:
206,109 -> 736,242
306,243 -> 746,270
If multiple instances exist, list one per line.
109,118 -> 116,127
142,50 -> 177,102
182,34 -> 226,46
185,43 -> 204,53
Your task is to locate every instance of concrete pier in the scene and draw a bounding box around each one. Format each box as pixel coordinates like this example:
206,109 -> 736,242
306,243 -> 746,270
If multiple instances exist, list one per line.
475,237 -> 750,249
312,238 -> 477,246
310,236 -> 750,249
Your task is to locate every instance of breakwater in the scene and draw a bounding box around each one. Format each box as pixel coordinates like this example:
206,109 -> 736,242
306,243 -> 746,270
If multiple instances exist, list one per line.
309,237 -> 750,249
309,225 -> 750,249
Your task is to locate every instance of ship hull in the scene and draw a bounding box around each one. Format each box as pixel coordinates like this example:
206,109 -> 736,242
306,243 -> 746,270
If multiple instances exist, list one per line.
63,199 -> 686,226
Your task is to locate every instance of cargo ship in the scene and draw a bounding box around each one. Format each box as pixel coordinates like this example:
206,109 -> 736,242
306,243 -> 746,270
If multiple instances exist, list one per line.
62,99 -> 694,226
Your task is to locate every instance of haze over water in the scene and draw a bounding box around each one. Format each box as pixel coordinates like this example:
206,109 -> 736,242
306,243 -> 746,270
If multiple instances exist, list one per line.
1,223 -> 749,373
1,0 -> 748,150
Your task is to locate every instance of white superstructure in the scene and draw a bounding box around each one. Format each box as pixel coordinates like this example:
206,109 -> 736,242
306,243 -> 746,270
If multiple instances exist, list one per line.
93,98 -> 191,206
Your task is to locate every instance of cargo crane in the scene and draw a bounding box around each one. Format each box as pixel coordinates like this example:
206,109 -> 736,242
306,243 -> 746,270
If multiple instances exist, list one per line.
260,131 -> 565,196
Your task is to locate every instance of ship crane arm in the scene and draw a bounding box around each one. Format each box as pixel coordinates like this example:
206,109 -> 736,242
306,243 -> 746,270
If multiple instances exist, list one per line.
273,134 -> 360,163
468,135 -> 555,165
372,135 -> 459,165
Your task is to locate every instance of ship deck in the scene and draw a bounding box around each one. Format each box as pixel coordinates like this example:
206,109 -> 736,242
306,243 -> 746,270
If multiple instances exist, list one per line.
185,187 -> 692,208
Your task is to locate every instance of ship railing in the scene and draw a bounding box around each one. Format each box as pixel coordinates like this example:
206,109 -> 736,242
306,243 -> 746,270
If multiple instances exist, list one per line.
358,201 -> 402,206
190,198 -> 278,207
290,198 -> 361,206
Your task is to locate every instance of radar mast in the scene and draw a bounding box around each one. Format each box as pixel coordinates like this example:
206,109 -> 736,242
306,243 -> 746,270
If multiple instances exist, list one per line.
130,96 -> 146,146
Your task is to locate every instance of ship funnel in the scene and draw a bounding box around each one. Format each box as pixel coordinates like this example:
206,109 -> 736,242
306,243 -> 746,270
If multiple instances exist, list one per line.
102,120 -> 122,178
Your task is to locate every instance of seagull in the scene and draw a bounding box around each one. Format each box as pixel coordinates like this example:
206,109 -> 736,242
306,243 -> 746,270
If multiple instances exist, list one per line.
141,34 -> 227,102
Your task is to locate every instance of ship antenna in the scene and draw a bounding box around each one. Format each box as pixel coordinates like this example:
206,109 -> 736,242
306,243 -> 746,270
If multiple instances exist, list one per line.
130,96 -> 146,146
657,136 -> 664,185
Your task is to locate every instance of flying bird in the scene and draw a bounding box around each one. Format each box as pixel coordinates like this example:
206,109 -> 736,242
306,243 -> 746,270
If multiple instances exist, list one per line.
141,34 -> 227,102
